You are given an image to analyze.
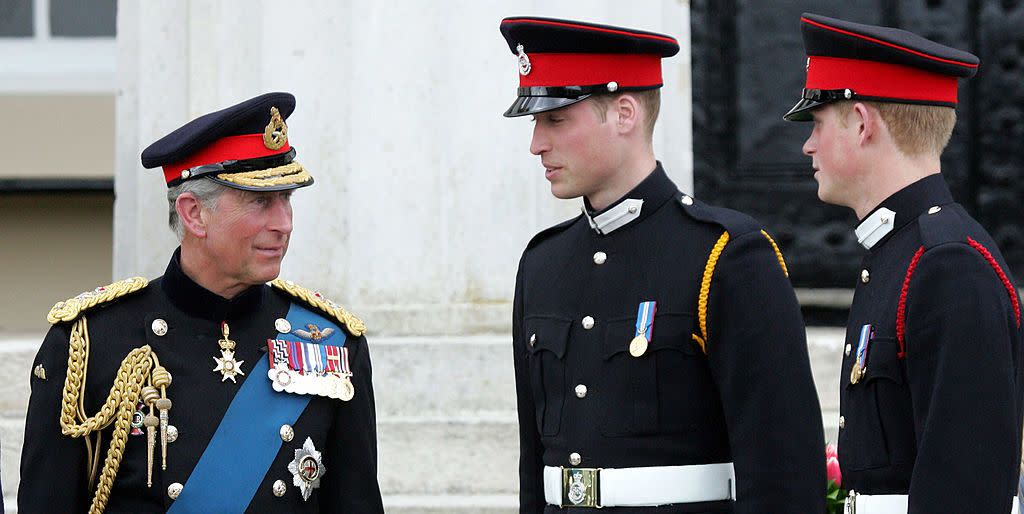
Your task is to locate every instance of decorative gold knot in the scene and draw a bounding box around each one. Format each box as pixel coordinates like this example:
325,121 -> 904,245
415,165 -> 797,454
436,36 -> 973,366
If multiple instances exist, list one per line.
263,106 -> 288,150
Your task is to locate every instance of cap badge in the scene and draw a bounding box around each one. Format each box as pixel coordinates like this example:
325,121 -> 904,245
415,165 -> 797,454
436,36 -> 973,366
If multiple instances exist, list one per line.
263,106 -> 289,151
517,44 -> 532,76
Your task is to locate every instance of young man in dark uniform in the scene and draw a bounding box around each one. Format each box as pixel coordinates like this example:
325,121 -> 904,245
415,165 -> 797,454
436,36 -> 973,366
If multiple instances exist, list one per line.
19,93 -> 384,513
785,13 -> 1024,513
503,16 -> 826,513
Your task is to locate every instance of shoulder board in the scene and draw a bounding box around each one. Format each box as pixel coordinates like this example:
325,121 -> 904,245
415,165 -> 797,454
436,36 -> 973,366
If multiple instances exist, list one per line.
917,204 -> 967,250
525,215 -> 581,251
270,279 -> 366,337
676,193 -> 761,237
47,277 -> 149,324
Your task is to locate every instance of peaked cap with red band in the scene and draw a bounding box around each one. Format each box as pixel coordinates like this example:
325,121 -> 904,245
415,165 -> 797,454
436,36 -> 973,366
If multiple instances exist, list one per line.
784,13 -> 979,122
141,92 -> 314,191
499,16 -> 679,117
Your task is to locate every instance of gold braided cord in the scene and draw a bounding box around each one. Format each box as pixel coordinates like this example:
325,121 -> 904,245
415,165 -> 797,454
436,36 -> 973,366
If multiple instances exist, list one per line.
48,277 -> 149,324
61,317 -> 161,514
215,162 -> 312,188
270,279 -> 367,336
760,230 -> 790,278
691,333 -> 706,353
697,232 -> 731,350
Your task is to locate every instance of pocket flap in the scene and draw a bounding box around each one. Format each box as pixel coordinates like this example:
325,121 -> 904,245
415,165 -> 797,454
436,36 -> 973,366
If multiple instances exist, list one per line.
602,313 -> 697,360
847,337 -> 904,388
524,316 -> 570,359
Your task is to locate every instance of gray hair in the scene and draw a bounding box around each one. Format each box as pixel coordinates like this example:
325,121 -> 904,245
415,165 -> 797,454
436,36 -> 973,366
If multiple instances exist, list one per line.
167,178 -> 229,241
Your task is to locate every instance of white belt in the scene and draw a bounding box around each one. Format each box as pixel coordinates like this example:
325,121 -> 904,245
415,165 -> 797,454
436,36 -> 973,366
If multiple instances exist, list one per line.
543,463 -> 735,508
845,492 -> 1021,514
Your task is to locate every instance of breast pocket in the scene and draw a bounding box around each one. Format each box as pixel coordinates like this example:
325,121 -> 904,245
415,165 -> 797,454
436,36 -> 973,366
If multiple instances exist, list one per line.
841,337 -> 914,471
599,313 -> 709,437
524,316 -> 570,437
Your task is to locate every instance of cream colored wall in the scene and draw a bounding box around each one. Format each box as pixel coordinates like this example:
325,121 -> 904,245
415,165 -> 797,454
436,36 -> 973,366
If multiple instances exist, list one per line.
1,95 -> 114,179
0,193 -> 113,333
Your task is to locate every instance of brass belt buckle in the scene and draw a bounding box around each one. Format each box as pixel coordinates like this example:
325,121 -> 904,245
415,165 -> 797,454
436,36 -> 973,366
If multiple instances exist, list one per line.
561,467 -> 601,508
844,489 -> 857,514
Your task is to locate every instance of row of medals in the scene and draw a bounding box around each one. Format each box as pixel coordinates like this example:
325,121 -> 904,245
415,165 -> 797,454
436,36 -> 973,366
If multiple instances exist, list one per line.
213,321 -> 355,401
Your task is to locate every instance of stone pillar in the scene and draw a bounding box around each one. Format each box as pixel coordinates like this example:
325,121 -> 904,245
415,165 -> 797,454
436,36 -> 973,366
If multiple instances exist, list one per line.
111,2 -> 693,512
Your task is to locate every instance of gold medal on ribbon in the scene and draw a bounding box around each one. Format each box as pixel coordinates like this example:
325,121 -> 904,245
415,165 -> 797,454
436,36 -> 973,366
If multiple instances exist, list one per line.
849,362 -> 862,385
629,335 -> 648,357
339,376 -> 355,402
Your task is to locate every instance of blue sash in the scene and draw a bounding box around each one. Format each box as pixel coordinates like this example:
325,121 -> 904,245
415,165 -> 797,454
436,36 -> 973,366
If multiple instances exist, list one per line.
168,303 -> 343,513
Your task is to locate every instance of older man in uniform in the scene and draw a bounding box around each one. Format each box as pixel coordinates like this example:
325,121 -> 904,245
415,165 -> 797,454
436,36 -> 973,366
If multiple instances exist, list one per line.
785,13 -> 1024,513
19,92 -> 384,513
503,17 -> 826,513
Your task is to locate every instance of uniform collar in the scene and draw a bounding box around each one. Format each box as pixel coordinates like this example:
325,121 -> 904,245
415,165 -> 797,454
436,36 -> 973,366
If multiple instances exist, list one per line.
161,247 -> 265,321
582,162 -> 677,235
854,173 -> 954,250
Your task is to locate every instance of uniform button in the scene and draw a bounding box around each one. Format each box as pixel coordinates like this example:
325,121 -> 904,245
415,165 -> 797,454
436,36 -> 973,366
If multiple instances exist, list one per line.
581,316 -> 595,330
569,452 -> 582,466
928,205 -> 942,214
273,479 -> 287,497
845,344 -> 852,357
593,251 -> 607,265
275,318 -> 292,333
628,205 -> 638,214
151,319 -> 168,336
167,482 -> 183,500
681,195 -> 694,206
839,415 -> 846,429
860,269 -> 870,284
280,424 -> 294,442
166,425 -> 179,443
529,333 -> 537,347
575,384 -> 588,398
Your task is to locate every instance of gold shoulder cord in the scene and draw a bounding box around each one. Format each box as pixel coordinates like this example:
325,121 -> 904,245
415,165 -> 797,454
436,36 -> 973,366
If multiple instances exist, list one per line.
270,279 -> 367,336
695,232 -> 731,354
50,278 -> 171,514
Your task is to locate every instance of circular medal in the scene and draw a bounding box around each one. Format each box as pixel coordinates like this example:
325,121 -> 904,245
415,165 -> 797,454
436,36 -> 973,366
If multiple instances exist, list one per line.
629,335 -> 648,357
339,377 -> 355,402
849,363 -> 862,385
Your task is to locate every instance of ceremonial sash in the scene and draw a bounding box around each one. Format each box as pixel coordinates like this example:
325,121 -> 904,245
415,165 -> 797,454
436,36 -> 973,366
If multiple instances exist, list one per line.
168,302 -> 343,513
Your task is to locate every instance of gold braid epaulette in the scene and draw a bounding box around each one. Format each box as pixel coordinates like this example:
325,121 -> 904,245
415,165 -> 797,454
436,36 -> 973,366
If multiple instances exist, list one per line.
47,277 -> 149,324
270,279 -> 367,336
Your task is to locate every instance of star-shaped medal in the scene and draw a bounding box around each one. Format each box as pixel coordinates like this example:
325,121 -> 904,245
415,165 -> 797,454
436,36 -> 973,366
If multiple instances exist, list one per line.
213,350 -> 245,383
288,437 -> 326,501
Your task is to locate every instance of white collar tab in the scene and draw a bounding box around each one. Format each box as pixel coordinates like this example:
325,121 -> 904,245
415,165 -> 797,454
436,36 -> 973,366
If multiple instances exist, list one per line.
584,199 -> 644,235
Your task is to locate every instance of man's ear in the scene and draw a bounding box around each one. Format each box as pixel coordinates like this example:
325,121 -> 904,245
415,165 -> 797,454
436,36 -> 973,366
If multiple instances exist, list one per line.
852,102 -> 879,147
612,94 -> 641,136
175,192 -> 208,239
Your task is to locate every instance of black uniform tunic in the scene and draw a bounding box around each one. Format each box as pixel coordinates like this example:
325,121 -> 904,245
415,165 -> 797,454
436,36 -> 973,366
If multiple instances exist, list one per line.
838,174 -> 1024,513
19,250 -> 384,513
513,165 -> 826,513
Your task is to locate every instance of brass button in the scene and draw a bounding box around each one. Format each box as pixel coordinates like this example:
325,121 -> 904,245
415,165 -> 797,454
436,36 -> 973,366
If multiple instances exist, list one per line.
845,344 -> 852,357
839,415 -> 846,429
166,425 -> 178,443
581,316 -> 595,330
167,482 -> 183,500
575,384 -> 588,398
280,424 -> 294,442
275,318 -> 292,333
928,205 -> 942,215
569,452 -> 582,466
529,333 -> 537,347
628,205 -> 638,214
273,479 -> 287,497
151,319 -> 168,336
681,195 -> 694,206
860,269 -> 870,284
593,252 -> 607,265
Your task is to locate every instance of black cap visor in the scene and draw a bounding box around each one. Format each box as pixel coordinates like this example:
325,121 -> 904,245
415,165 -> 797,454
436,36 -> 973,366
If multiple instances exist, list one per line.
503,94 -> 592,117
783,97 -> 826,122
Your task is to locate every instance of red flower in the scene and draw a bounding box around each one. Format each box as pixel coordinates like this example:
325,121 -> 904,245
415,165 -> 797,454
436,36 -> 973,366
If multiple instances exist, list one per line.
826,455 -> 842,487
825,443 -> 838,459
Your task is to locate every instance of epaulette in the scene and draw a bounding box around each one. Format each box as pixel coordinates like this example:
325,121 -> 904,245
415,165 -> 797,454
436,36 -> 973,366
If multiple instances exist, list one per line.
47,277 -> 149,324
916,203 -> 967,250
270,279 -> 367,337
675,192 -> 761,237
525,215 -> 581,251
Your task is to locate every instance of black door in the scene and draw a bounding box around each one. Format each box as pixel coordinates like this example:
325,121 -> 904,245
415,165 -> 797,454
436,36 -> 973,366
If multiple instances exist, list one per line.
690,0 -> 1023,289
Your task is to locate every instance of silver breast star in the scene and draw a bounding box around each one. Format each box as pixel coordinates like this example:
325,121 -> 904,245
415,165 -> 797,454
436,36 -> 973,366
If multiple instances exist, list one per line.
213,350 -> 245,383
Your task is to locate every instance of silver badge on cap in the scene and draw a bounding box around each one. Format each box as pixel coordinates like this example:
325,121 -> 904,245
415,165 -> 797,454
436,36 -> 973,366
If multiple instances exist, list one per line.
517,44 -> 532,76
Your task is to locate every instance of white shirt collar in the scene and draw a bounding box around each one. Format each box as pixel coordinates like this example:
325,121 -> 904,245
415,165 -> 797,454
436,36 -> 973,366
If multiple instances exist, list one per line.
583,199 -> 644,235
854,207 -> 896,250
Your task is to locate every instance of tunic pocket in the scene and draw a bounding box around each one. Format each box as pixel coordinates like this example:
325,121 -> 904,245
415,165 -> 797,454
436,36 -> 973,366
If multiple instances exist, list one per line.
840,337 -> 913,471
525,316 -> 570,437
598,313 -> 706,436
